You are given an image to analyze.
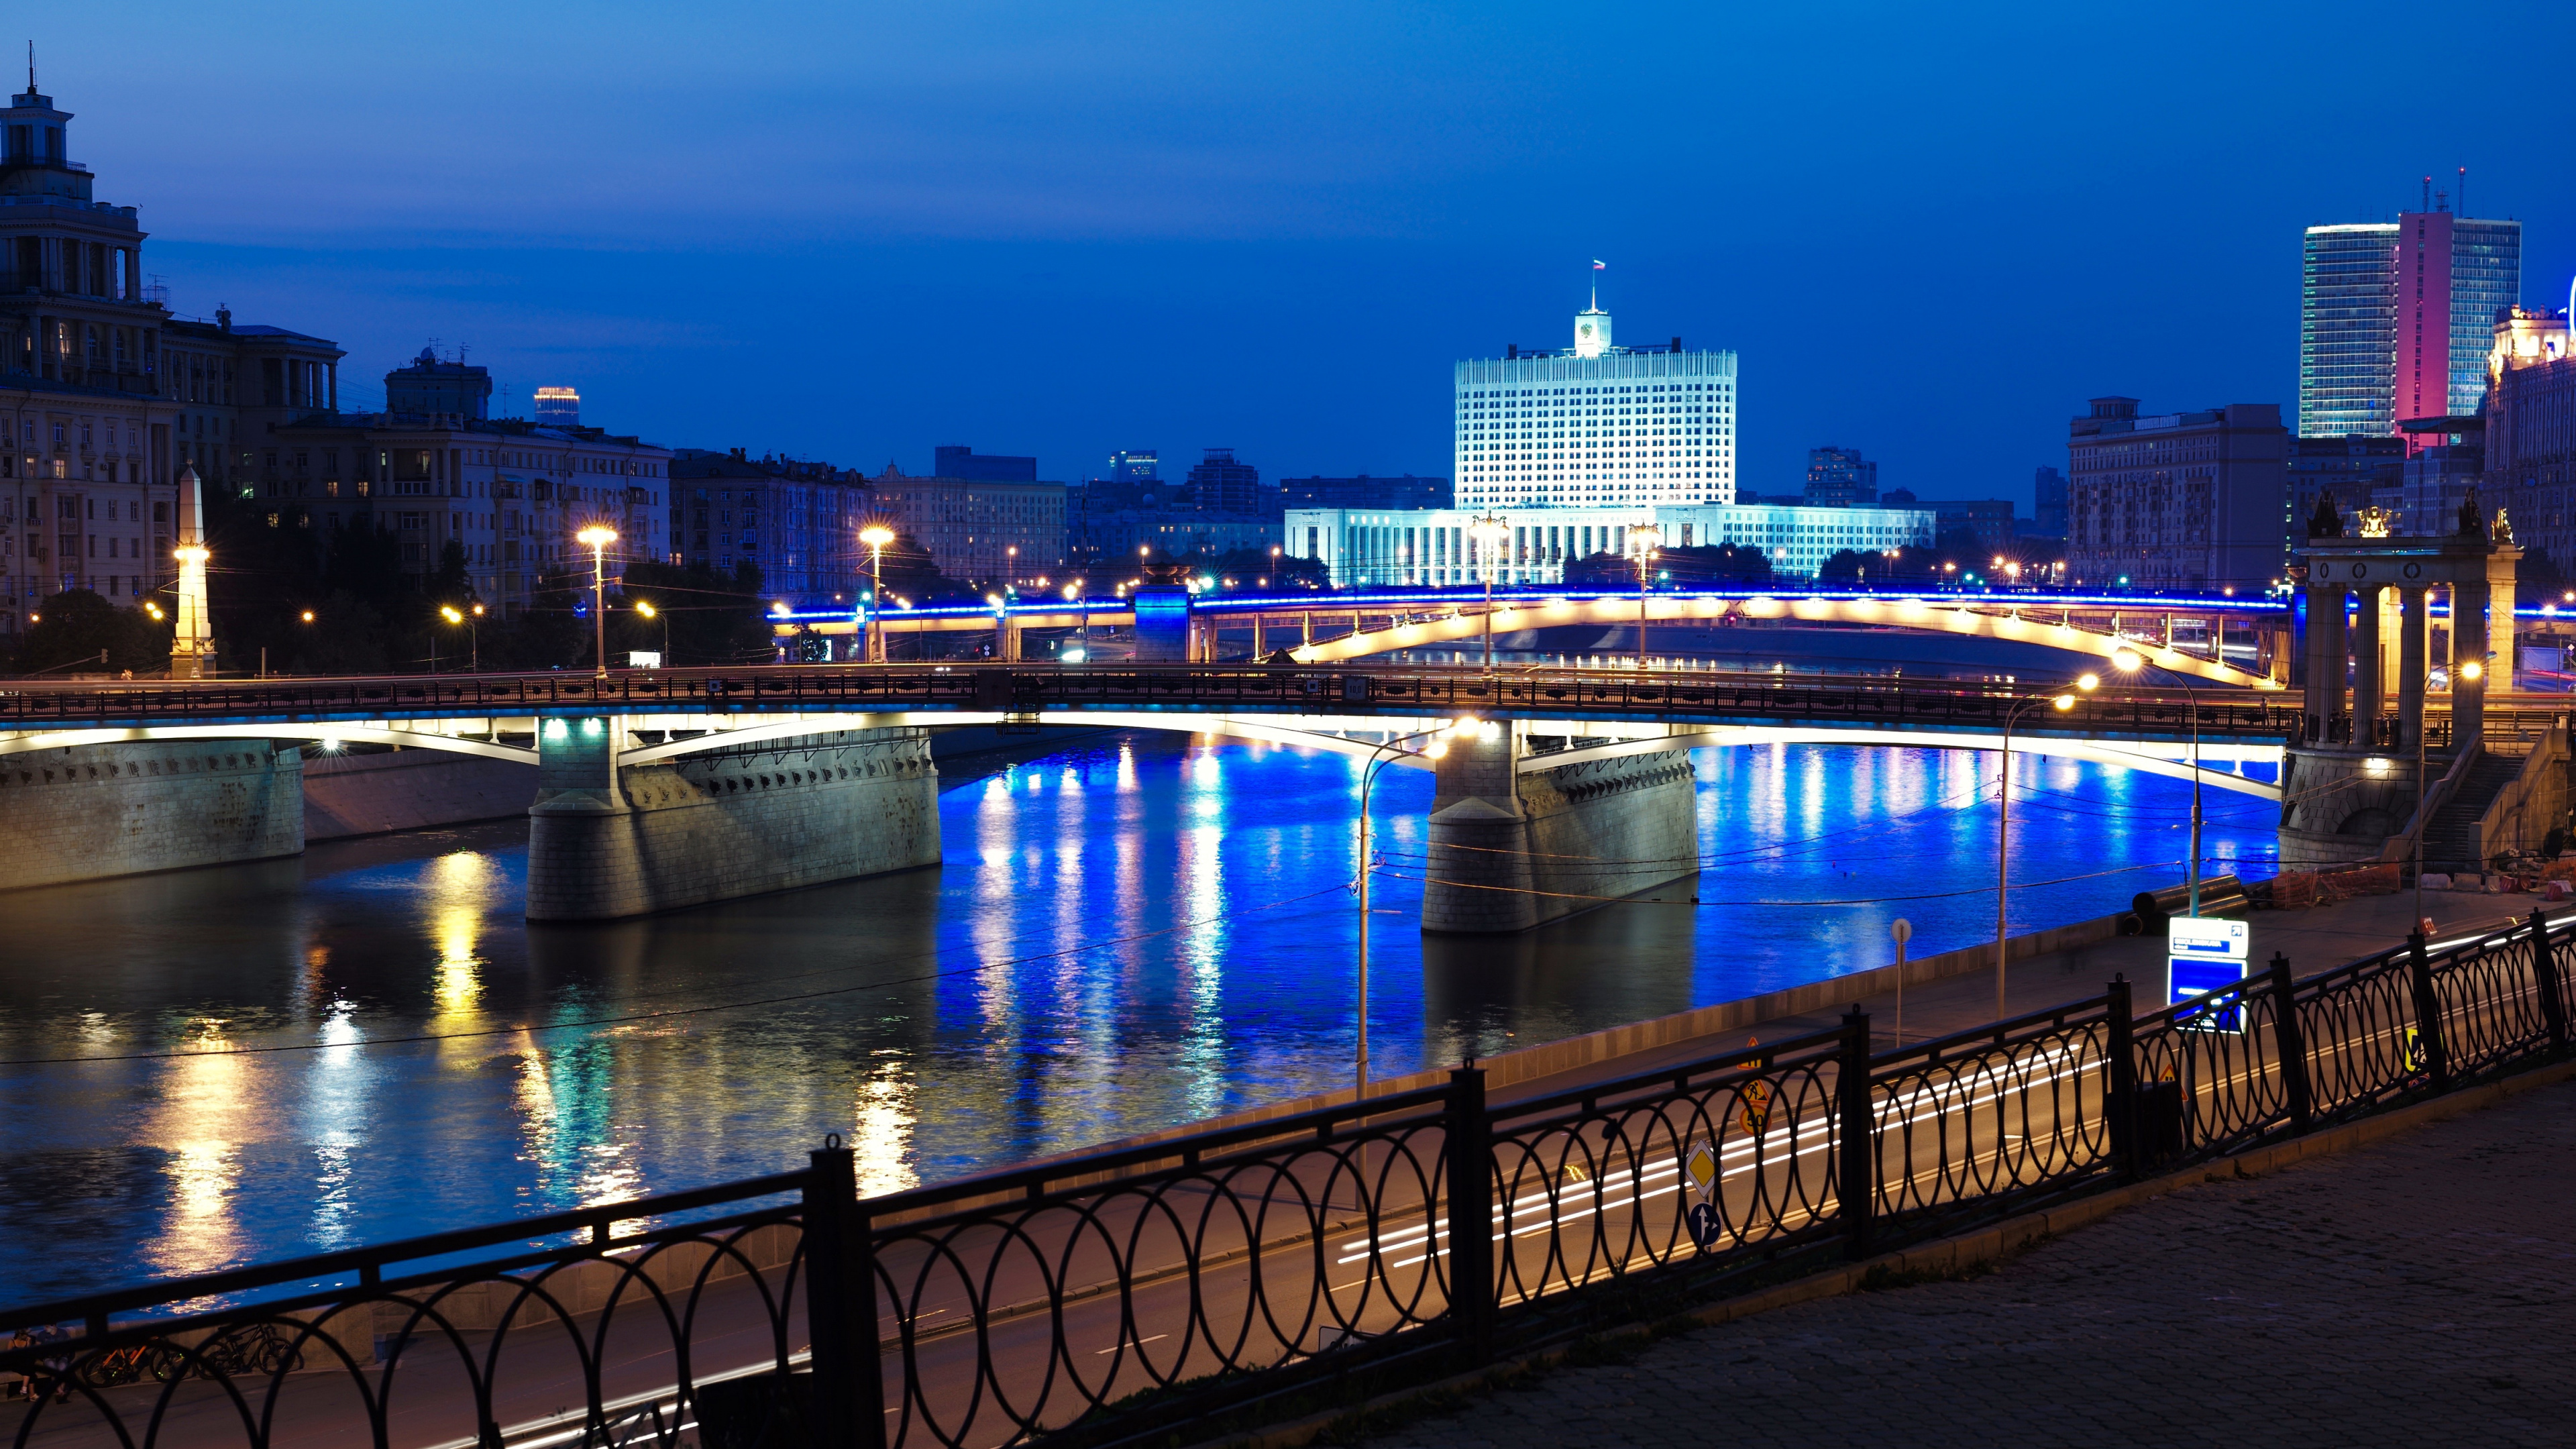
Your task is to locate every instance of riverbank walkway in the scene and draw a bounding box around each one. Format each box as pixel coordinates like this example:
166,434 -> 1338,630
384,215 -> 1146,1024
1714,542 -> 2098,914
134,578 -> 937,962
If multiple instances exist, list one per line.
1357,1047 -> 2576,1449
1480,885 -> 2552,1116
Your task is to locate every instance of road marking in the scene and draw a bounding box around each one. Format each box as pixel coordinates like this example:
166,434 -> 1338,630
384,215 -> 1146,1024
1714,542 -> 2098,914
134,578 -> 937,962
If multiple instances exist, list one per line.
1093,1334 -> 1170,1356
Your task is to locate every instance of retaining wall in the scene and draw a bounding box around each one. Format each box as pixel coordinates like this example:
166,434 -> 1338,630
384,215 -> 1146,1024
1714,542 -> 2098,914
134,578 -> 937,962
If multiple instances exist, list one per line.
525,727 -> 940,920
0,741 -> 303,889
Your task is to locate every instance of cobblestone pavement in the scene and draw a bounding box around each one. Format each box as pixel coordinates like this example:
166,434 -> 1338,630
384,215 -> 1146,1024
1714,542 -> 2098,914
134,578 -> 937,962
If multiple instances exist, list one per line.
1356,1075 -> 2576,1449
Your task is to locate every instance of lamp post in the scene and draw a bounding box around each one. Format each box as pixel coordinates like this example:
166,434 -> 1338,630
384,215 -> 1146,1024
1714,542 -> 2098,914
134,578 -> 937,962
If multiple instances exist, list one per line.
1467,514 -> 1509,674
576,525 -> 618,679
1064,581 -> 1087,660
1627,522 -> 1661,668
2416,658 -> 2479,926
1994,676 -> 2098,1020
859,525 -> 896,663
2112,647 -> 2200,916
635,599 -> 669,661
1356,716 -> 1481,1098
440,603 -> 482,675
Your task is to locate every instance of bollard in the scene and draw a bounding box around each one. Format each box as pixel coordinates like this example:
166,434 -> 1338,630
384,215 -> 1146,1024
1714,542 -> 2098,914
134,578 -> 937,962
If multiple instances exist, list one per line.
1444,1065 -> 1495,1363
2532,909 -> 2569,1051
802,1138 -> 881,1449
2105,975 -> 2137,1179
1837,1007 -> 1875,1258
2266,952 -> 2312,1136
2406,932 -> 2449,1090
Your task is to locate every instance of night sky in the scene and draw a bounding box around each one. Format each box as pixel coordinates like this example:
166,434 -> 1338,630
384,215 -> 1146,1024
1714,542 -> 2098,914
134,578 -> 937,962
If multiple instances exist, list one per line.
48,1 -> 2576,508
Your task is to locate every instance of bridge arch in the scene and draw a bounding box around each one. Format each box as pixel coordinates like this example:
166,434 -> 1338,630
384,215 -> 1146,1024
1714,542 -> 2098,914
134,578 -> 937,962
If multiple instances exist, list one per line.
1285,594 -> 2273,688
0,723 -> 536,763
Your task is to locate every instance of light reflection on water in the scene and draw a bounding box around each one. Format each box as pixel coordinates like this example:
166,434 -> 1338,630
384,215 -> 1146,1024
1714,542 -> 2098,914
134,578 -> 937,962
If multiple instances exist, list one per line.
0,731 -> 2277,1301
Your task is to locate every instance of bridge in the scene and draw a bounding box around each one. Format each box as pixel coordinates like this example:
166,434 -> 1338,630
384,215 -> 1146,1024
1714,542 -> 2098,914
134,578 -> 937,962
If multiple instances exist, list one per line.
782,585 -> 2292,688
18,659 -> 2525,924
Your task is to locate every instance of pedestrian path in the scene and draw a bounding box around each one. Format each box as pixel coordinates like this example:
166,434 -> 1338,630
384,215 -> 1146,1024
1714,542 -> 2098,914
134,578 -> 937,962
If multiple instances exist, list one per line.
1360,1067 -> 2576,1449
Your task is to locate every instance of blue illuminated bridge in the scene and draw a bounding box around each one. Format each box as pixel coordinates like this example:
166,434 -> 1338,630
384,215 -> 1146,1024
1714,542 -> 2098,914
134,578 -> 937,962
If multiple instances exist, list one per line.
779,584 -> 2295,689
0,658 -> 2464,804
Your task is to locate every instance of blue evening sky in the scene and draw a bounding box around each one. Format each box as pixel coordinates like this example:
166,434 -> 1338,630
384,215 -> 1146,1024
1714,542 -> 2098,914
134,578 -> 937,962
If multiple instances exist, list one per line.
42,1 -> 2576,506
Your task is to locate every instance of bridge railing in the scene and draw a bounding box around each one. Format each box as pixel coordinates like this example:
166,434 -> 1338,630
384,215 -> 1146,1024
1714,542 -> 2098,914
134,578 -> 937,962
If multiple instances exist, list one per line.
0,661 -> 2322,741
9,907 -> 2572,1448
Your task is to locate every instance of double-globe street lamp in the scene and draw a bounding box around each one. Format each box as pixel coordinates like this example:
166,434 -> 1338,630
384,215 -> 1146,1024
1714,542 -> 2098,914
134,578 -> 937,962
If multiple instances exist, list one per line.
439,602 -> 484,673
1354,716 -> 1486,1099
1626,522 -> 1661,668
1994,673 -> 2100,1020
2110,647 -> 2202,916
577,526 -> 619,679
1467,514 -> 1509,674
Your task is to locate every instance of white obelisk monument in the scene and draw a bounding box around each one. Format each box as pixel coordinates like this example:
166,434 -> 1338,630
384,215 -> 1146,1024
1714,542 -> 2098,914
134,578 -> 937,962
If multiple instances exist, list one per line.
169,464 -> 215,679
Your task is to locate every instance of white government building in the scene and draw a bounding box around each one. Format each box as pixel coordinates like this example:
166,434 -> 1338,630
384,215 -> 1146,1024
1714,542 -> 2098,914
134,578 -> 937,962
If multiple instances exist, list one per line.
1285,297 -> 1930,586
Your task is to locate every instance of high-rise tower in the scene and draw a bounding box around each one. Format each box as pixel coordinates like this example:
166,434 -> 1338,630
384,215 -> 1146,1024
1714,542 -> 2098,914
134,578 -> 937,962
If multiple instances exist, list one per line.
2299,191 -> 2522,438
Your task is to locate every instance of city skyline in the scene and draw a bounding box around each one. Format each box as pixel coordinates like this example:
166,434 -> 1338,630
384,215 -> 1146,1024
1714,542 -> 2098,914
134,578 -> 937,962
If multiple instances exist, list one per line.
23,1 -> 2576,513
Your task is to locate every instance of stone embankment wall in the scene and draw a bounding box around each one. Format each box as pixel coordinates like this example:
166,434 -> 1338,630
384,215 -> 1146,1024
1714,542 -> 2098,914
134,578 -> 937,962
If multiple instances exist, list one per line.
0,741 -> 303,888
305,749 -> 540,841
1423,731 -> 1697,933
526,727 -> 940,920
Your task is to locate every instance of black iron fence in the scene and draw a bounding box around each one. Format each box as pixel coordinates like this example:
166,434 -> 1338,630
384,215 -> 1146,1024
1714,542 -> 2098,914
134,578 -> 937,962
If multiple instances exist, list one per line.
9,910 -> 2572,1448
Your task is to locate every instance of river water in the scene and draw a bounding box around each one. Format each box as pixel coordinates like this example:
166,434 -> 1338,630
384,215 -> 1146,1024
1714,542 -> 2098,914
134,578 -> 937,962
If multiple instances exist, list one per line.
0,731 -> 2279,1302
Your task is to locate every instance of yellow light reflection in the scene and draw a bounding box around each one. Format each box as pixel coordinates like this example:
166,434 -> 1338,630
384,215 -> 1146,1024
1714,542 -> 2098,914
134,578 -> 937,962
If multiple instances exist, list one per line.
851,1057 -> 919,1199
147,1021 -> 250,1278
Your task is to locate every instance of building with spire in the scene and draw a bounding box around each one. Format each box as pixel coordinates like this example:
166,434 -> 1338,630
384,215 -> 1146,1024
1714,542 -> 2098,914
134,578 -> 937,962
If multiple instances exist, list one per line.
1452,280 -> 1736,513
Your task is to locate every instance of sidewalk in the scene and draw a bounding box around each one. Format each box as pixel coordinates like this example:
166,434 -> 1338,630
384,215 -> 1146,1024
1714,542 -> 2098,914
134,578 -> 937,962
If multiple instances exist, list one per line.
1360,1067 -> 2576,1449
1485,885 -> 2559,1112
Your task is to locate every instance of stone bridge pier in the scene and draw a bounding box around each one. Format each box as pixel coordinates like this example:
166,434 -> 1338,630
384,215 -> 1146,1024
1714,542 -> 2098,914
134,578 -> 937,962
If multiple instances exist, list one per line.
1423,720 -> 1699,933
525,715 -> 941,921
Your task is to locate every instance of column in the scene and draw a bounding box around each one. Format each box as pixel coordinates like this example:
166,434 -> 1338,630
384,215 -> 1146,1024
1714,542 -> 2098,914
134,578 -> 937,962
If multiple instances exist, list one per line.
2308,577 -> 2349,732
2489,573 -> 2518,690
2324,587 -> 2349,739
2351,584 -> 2383,746
2379,587 -> 2404,707
2453,584 -> 2486,748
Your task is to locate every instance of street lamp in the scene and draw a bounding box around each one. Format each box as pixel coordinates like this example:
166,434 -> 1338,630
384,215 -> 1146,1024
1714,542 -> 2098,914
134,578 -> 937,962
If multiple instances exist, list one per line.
2112,647 -> 2199,916
436,602 -> 484,672
1994,675 -> 2099,1020
636,598 -> 669,661
2416,658 -> 2479,926
859,525 -> 896,663
1063,580 -> 1088,660
1467,513 -> 1509,674
1356,716 -> 1485,1098
576,525 -> 618,679
1626,522 -> 1661,668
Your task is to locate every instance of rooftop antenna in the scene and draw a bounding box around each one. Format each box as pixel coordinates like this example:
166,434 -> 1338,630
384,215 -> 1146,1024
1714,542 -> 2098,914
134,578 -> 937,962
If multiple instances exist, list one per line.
2458,165 -> 2467,218
25,41 -> 32,92
2422,175 -> 2432,213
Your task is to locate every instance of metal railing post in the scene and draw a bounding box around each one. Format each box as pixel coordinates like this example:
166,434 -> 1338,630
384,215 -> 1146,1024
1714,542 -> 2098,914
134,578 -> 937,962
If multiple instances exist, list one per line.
2532,908 -> 2569,1051
2406,932 -> 2449,1089
2266,951 -> 2312,1136
2104,974 -> 2137,1179
802,1140 -> 883,1449
1837,1007 -> 1874,1259
1444,1065 -> 1494,1363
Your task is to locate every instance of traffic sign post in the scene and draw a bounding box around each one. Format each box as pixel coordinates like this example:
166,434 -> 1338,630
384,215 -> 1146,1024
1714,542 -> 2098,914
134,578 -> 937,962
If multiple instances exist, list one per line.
2167,916 -> 2251,1033
1683,1138 -> 1722,1249
1890,918 -> 1913,1044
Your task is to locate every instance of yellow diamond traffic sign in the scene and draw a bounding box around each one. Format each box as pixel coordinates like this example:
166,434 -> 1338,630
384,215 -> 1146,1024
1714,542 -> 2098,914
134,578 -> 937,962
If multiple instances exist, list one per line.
1684,1140 -> 1717,1197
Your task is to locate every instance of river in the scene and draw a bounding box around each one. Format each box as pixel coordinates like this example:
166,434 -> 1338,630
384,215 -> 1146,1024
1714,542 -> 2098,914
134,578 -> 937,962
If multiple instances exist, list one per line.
0,729 -> 2279,1302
